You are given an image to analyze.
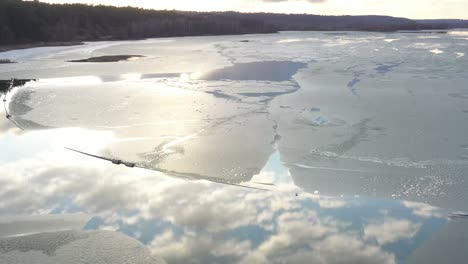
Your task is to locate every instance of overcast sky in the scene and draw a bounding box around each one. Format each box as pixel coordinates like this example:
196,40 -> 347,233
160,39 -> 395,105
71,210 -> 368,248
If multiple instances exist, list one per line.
37,0 -> 468,19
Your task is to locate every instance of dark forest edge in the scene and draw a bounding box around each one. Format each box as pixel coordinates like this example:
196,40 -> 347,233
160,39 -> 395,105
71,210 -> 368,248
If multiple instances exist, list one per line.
1,0 -> 468,48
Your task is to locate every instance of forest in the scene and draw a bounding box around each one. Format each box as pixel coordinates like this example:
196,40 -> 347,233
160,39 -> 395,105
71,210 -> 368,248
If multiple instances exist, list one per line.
1,0 -> 467,45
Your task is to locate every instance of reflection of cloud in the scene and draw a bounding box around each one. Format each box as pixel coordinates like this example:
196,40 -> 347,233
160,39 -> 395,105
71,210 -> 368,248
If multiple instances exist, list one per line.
318,197 -> 348,209
150,230 -> 251,264
312,234 -> 395,264
402,201 -> 444,218
244,211 -> 395,264
0,146 -> 443,263
147,199 -> 396,264
147,183 -> 260,232
364,217 -> 421,245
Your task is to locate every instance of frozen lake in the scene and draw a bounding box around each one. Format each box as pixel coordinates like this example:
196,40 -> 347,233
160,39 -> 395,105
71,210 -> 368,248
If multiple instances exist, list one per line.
1,30 -> 468,263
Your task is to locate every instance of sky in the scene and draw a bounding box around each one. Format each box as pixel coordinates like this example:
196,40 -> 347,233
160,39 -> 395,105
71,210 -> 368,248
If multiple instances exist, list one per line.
36,0 -> 468,19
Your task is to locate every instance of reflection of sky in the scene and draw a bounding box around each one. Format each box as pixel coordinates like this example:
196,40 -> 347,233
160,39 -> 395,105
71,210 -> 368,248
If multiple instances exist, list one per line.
0,119 -> 451,263
2,31 -> 468,263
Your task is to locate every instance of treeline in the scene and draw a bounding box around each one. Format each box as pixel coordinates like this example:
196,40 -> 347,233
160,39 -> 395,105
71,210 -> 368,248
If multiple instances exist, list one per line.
0,0 -> 276,45
416,19 -> 468,29
243,13 -> 421,32
0,0 -> 467,46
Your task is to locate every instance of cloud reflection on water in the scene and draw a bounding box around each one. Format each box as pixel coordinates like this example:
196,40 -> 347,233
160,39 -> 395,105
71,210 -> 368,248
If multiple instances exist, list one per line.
2,31 -> 468,263
0,125 -> 450,263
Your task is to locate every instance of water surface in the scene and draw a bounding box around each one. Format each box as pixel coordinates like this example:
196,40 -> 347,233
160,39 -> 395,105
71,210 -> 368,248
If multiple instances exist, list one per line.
1,30 -> 468,263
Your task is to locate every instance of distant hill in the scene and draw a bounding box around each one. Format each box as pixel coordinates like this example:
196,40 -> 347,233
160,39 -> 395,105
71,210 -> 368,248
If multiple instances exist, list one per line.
416,19 -> 468,29
242,13 -> 420,31
0,0 -> 467,46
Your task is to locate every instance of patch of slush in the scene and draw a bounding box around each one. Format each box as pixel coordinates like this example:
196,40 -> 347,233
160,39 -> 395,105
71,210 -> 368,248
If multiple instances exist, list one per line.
0,41 -> 124,61
417,36 -> 441,39
448,31 -> 468,37
430,49 -> 444,54
309,149 -> 468,169
310,150 -> 424,169
277,39 -> 303,43
0,230 -> 165,264
393,174 -> 456,200
293,163 -> 369,172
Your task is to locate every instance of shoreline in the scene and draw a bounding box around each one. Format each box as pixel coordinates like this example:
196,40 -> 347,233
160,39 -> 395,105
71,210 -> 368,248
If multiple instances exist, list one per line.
0,28 -> 459,54
0,42 -> 85,53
